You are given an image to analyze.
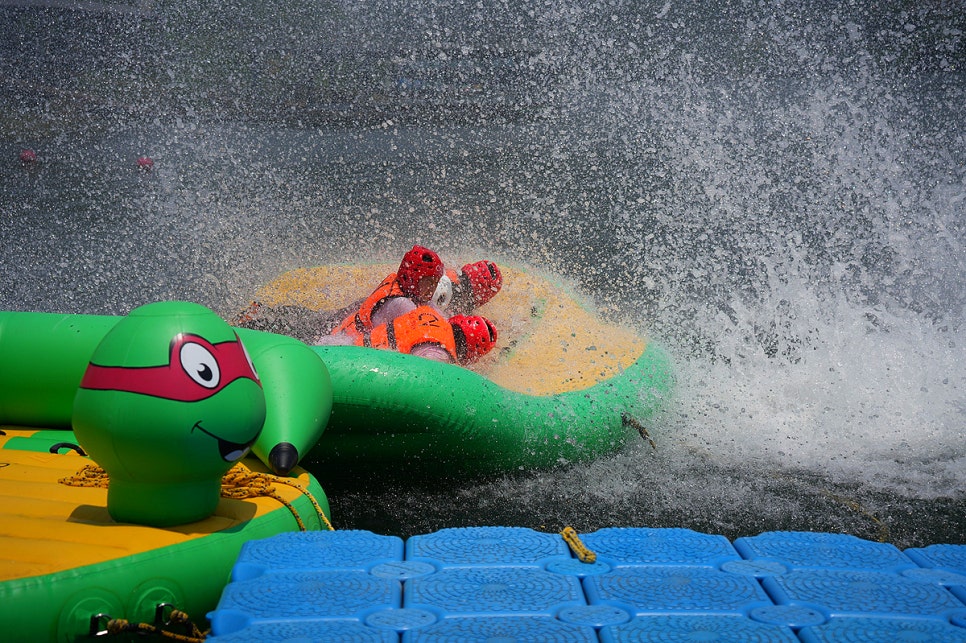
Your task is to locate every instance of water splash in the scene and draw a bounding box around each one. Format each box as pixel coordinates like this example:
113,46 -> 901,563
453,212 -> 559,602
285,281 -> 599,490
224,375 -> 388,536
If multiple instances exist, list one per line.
0,0 -> 963,545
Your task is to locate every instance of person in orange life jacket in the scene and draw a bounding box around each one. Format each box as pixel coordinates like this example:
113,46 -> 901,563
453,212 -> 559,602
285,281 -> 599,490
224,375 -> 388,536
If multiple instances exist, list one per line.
235,250 -> 500,345
331,245 -> 444,340
431,259 -> 503,315
319,306 -> 498,365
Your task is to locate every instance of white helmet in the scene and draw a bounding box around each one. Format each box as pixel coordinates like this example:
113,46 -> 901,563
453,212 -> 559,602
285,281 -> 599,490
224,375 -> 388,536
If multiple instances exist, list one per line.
431,274 -> 453,310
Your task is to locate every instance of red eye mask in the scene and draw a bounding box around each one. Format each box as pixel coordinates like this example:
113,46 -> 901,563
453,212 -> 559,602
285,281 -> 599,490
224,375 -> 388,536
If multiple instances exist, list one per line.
80,333 -> 261,403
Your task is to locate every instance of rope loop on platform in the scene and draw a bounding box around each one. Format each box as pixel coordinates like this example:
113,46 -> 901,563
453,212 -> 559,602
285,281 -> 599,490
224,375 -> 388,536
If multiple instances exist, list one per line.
220,464 -> 333,531
95,611 -> 207,642
560,526 -> 597,563
59,463 -> 110,487
622,413 -> 657,450
60,463 -> 333,531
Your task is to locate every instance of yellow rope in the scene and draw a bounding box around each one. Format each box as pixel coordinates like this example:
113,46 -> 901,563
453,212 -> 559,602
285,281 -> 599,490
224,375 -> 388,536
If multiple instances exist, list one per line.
102,609 -> 207,642
761,470 -> 892,544
59,463 -> 109,487
220,464 -> 334,531
59,463 -> 333,531
560,526 -> 597,563
621,413 -> 657,450
820,489 -> 891,543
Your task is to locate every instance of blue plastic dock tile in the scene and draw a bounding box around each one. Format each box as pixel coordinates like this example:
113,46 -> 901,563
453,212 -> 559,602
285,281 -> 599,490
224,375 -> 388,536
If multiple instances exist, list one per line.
205,619 -> 397,642
370,560 -> 438,581
210,527 -> 966,641
546,557 -> 613,578
558,604 -> 633,628
403,616 -> 599,642
405,566 -> 585,616
600,615 -> 799,642
748,604 -> 827,628
364,607 -> 439,632
733,531 -> 916,572
761,569 -> 965,619
798,616 -> 966,642
719,559 -> 789,577
906,543 -> 966,575
581,527 -> 740,567
406,526 -> 569,567
208,571 -> 400,635
231,530 -> 403,580
584,565 -> 773,616
901,567 -> 966,590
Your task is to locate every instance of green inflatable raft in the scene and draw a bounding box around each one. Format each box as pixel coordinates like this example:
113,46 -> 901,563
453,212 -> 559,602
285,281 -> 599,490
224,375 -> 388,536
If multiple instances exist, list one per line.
0,302 -> 332,641
241,262 -> 674,477
0,306 -> 333,477
0,263 -> 672,480
0,427 -> 330,641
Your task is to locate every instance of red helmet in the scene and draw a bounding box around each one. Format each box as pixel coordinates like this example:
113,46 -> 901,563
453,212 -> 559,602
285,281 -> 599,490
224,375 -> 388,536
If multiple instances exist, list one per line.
450,314 -> 497,363
397,245 -> 444,300
461,260 -> 502,307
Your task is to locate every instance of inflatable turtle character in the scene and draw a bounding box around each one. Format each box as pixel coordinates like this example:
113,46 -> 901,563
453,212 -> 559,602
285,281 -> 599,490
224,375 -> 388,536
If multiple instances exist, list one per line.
73,301 -> 266,527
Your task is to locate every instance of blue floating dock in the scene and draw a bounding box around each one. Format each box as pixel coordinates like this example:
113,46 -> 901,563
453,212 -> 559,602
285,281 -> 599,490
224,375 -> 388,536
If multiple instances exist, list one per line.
207,527 -> 966,642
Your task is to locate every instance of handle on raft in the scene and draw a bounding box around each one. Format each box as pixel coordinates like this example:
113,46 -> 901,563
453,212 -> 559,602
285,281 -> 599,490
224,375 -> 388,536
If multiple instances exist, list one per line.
236,329 -> 332,475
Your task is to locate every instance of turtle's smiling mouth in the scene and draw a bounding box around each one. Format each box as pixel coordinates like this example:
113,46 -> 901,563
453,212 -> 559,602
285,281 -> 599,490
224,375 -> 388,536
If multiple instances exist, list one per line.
192,421 -> 255,462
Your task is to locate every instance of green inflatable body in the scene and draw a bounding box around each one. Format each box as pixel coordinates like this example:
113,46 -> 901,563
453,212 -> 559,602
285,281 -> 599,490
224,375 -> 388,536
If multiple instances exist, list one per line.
0,302 -> 332,639
309,342 -> 672,476
0,309 -> 332,476
73,301 -> 267,526
1,262 -> 675,481
237,262 -> 675,478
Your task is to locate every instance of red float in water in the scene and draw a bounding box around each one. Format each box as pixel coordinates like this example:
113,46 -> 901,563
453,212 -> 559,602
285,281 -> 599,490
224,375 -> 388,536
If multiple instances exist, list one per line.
19,149 -> 36,165
136,156 -> 154,171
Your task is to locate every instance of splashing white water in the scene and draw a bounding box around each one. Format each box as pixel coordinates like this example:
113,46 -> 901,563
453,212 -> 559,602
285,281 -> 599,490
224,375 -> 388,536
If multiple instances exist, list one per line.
669,263 -> 965,498
1,0 -> 963,543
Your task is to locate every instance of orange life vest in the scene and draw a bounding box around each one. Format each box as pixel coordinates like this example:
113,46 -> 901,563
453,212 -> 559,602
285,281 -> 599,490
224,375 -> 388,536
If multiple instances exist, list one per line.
354,306 -> 457,361
332,272 -> 406,339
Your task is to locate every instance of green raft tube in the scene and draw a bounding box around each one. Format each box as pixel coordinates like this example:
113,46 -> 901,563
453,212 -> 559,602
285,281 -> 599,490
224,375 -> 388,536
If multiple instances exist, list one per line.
0,263 -> 672,481
0,302 -> 332,641
240,262 -> 674,477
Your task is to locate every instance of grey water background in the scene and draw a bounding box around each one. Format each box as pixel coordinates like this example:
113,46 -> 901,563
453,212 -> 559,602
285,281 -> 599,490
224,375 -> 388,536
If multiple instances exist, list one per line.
1,1 -> 964,547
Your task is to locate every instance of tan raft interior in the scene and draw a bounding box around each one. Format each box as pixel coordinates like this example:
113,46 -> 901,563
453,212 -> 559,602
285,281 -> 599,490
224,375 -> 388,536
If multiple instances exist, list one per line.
250,263 -> 647,396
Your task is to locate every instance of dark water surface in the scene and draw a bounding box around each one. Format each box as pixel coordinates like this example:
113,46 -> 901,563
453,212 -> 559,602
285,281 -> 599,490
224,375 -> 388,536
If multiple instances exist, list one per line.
1,0 -> 964,548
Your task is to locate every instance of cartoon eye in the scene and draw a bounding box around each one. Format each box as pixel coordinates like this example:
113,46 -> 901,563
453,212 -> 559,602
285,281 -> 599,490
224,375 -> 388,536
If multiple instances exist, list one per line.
240,338 -> 259,381
180,341 -> 221,389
